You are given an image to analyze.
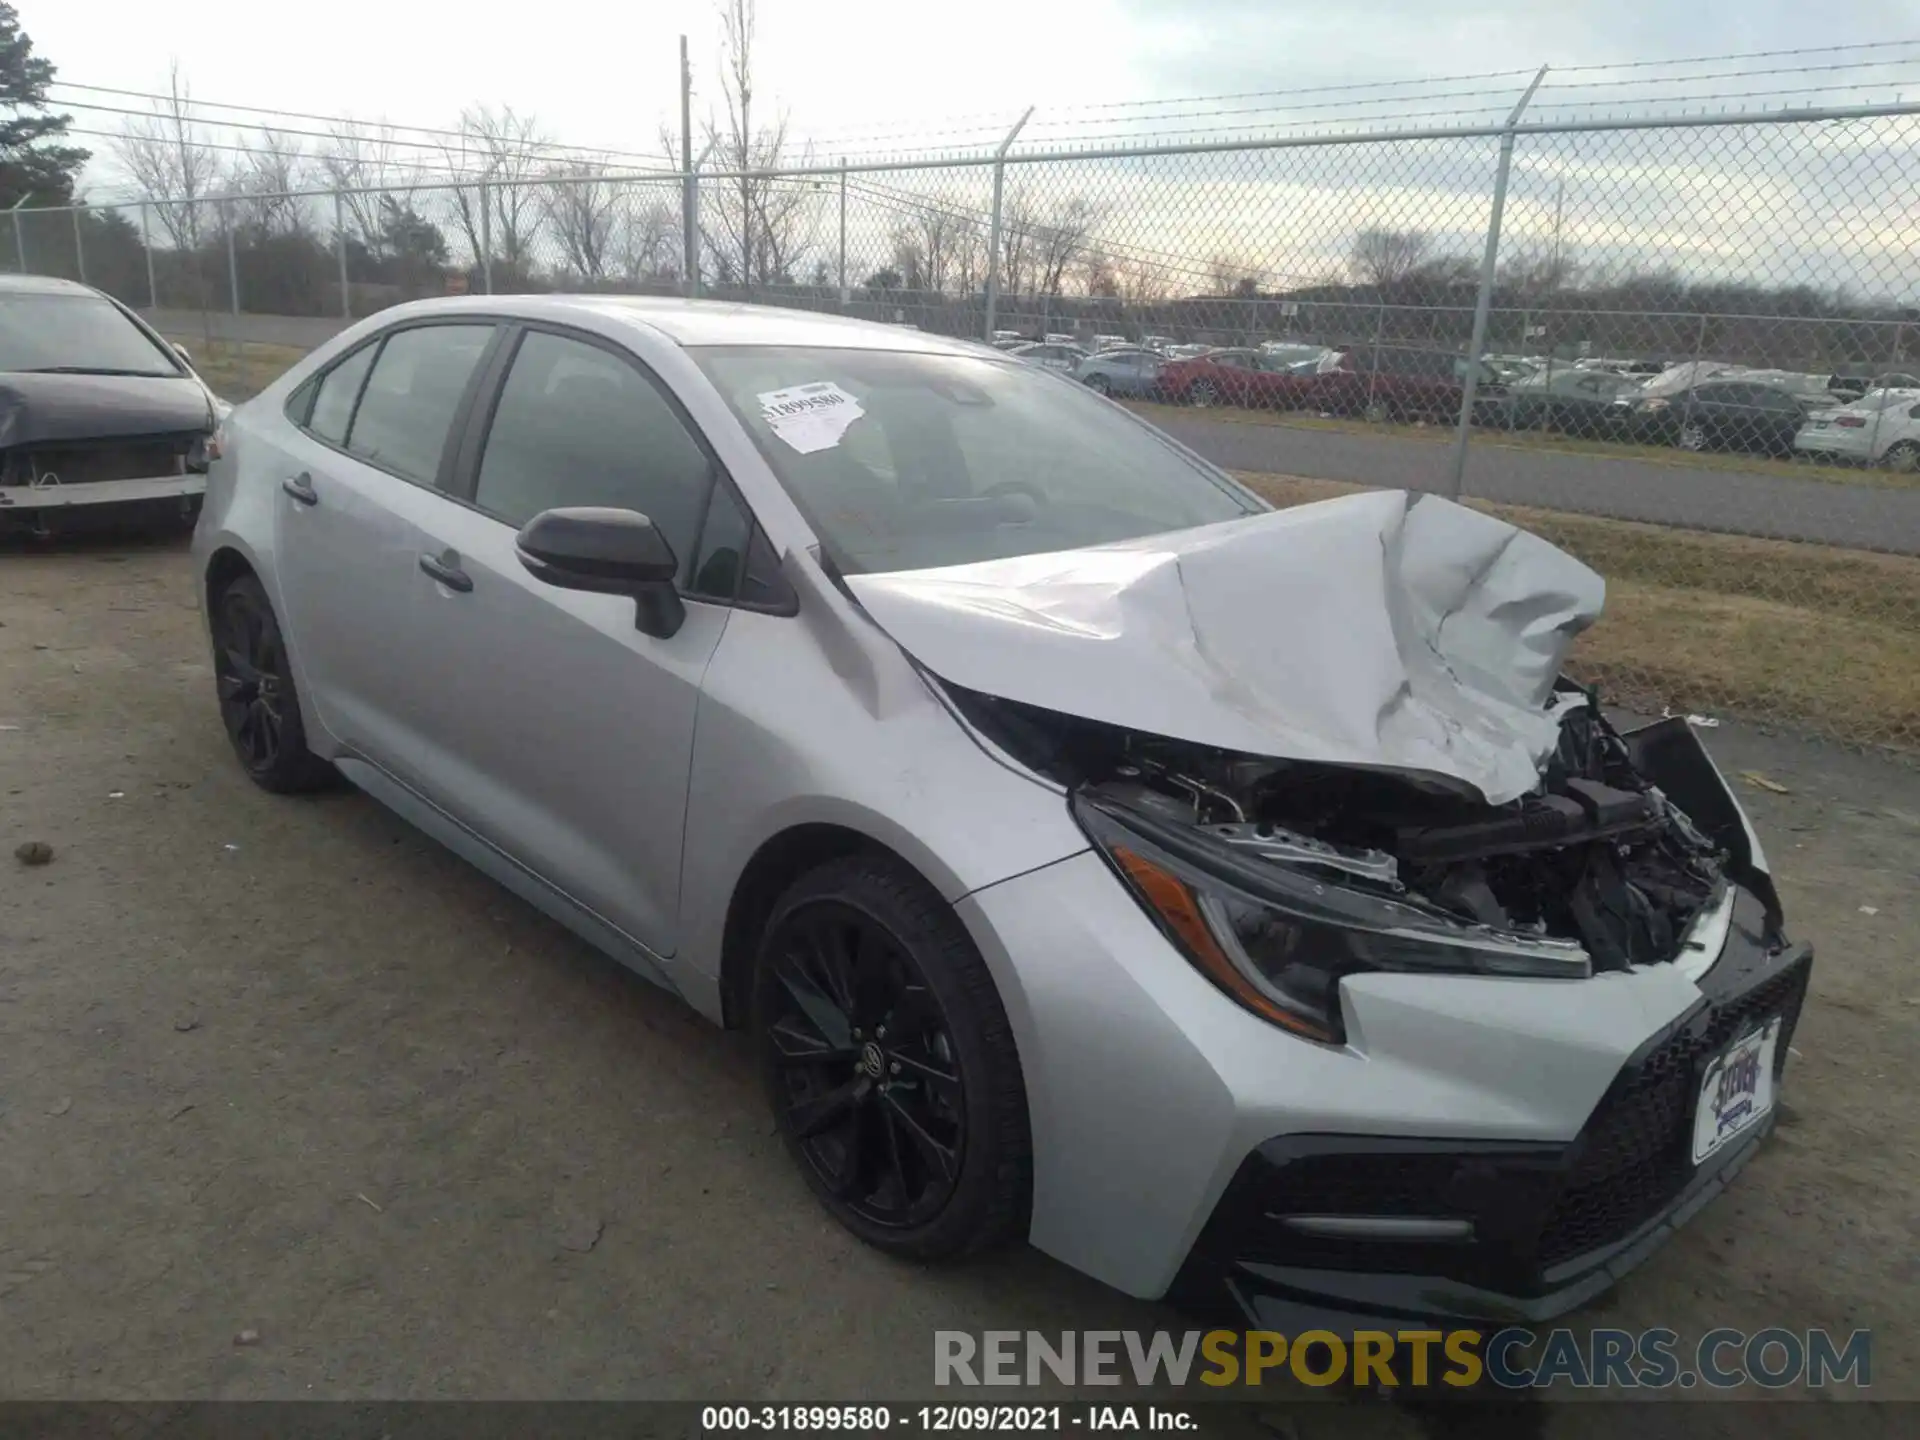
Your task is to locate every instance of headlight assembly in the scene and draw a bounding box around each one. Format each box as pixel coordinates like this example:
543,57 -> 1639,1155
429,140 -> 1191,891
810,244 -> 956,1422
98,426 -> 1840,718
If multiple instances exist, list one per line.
1075,793 -> 1590,1045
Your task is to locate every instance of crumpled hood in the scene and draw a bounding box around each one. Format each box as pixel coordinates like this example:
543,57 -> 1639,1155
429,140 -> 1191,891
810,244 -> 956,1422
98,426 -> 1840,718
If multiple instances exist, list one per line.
0,372 -> 213,449
843,490 -> 1605,805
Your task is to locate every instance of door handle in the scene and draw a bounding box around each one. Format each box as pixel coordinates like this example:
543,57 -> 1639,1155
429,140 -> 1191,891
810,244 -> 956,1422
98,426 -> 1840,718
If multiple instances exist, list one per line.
281,472 -> 318,506
418,552 -> 474,593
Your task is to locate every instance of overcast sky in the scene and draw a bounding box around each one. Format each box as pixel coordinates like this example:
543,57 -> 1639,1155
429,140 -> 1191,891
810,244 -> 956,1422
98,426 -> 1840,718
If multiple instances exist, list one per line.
21,0 -> 1920,176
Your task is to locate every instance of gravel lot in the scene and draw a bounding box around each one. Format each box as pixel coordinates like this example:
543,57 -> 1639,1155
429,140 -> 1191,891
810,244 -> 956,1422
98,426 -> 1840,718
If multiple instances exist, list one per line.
2,534 -> 1916,1428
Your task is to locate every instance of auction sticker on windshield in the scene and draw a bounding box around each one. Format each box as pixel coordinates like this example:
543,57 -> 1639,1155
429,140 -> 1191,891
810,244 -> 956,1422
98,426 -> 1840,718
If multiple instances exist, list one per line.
1693,1018 -> 1780,1164
759,381 -> 865,454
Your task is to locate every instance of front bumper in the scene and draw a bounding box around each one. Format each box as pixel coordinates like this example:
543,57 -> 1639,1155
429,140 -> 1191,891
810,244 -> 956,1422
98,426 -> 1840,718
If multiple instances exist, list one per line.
0,473 -> 207,511
1168,903 -> 1812,1330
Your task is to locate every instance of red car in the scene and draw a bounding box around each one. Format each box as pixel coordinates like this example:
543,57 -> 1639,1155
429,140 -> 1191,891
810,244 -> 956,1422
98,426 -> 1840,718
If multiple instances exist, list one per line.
1154,348 -> 1324,410
1315,345 -> 1507,423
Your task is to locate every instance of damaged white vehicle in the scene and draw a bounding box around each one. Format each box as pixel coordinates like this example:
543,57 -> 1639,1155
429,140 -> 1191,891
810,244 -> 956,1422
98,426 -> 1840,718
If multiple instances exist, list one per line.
194,298 -> 1809,1328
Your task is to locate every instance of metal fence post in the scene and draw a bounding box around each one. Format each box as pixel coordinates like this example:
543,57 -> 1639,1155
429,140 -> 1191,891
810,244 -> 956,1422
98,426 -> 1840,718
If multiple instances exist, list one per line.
11,196 -> 28,273
1445,66 -> 1547,500
479,181 -> 494,295
141,202 -> 157,308
837,159 -> 848,308
334,191 -> 351,319
984,107 -> 1035,342
72,205 -> 87,284
227,222 -> 240,316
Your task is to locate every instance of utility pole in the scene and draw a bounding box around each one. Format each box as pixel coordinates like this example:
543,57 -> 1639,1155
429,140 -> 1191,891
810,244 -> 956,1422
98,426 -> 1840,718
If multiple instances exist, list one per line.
680,34 -> 698,297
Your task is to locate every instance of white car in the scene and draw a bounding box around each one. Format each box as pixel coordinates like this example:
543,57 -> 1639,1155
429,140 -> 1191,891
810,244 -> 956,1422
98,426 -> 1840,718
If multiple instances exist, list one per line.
1794,388 -> 1920,469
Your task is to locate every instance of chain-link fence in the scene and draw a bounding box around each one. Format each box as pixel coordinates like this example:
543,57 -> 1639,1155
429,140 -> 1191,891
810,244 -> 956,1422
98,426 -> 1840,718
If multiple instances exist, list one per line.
10,98 -> 1920,752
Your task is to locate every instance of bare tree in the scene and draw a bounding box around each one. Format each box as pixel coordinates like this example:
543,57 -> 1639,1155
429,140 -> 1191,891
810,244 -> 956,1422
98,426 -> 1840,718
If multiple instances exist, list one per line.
321,121 -> 403,251
436,106 -> 550,279
224,128 -> 308,236
1348,228 -> 1433,288
613,190 -> 680,284
542,165 -> 620,280
114,63 -> 222,249
889,224 -> 926,290
1115,255 -> 1174,307
699,0 -> 819,287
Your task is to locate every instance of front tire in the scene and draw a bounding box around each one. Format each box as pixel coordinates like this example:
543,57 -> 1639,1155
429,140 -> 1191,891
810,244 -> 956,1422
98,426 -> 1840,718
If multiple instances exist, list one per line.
1189,379 -> 1218,407
753,853 -> 1031,1260
1084,374 -> 1112,396
210,575 -> 334,793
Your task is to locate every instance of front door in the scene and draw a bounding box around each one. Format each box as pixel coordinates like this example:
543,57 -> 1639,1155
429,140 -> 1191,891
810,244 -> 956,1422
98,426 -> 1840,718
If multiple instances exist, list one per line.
398,327 -> 732,959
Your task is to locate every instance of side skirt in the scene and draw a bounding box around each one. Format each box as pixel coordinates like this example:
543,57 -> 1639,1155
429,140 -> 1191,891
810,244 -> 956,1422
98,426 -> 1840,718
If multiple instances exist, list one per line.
334,757 -> 681,997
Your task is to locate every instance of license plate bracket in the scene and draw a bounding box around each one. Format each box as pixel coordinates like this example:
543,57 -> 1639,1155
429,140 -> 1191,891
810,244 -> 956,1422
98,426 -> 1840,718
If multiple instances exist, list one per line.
1692,1018 -> 1781,1165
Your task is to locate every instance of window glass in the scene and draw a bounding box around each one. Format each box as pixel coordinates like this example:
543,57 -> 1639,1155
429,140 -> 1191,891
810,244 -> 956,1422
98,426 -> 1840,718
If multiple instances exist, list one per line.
0,293 -> 180,376
347,325 -> 493,484
689,482 -> 751,600
307,343 -> 376,446
693,346 -> 1257,575
473,331 -> 712,570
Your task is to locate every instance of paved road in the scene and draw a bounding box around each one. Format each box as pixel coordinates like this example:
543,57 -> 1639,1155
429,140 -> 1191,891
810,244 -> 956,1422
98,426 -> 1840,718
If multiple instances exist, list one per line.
1147,412 -> 1920,556
143,309 -> 1920,554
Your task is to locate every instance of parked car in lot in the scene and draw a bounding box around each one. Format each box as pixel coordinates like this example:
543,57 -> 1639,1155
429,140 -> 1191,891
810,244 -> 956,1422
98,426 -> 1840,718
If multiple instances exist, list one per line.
1317,345 -> 1507,423
1503,364 -> 1645,437
1141,334 -> 1177,353
0,275 -> 223,535
1007,340 -> 1086,374
194,295 -> 1807,1324
1090,333 -> 1129,352
1075,347 -> 1164,398
1608,378 -> 1826,455
1155,347 -> 1321,409
1793,388 -> 1920,470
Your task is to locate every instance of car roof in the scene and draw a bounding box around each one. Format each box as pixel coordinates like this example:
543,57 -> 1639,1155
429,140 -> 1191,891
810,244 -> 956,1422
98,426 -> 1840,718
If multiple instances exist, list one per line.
366,293 -> 998,357
0,273 -> 102,297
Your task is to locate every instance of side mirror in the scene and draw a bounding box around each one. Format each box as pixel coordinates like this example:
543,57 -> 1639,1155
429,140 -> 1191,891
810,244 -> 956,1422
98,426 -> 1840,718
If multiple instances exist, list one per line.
516,506 -> 685,639
172,342 -> 193,365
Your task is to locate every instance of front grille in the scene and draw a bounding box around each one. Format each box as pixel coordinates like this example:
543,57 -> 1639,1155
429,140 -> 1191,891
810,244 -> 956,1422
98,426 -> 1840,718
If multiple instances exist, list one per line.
4,438 -> 194,487
1538,953 -> 1810,1266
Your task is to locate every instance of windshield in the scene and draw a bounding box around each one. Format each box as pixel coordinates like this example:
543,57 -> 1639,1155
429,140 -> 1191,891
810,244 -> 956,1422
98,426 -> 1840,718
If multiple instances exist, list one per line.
694,345 -> 1261,575
1,293 -> 182,377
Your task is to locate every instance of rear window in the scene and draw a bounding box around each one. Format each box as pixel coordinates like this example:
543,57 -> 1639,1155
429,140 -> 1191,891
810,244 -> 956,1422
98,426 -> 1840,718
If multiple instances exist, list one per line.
1,293 -> 182,378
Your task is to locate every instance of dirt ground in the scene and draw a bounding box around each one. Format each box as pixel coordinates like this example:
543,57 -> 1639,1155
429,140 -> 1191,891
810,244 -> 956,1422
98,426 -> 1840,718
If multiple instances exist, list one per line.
2,534 -> 1916,1430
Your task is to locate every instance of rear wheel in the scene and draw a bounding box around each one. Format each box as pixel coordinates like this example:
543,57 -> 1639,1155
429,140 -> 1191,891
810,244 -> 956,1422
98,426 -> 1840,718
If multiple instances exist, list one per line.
1189,379 -> 1218,407
1677,421 -> 1709,452
1362,399 -> 1391,425
1883,441 -> 1919,473
753,854 -> 1031,1260
1084,374 -> 1112,396
210,575 -> 334,793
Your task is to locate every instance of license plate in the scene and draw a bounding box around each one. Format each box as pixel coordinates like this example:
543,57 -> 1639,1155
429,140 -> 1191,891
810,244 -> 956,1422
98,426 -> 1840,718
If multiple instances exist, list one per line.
1692,1019 -> 1781,1164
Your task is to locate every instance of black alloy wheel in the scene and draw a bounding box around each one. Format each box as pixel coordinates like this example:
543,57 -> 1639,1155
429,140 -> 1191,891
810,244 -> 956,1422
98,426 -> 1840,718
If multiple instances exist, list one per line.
755,855 -> 1030,1258
211,576 -> 333,792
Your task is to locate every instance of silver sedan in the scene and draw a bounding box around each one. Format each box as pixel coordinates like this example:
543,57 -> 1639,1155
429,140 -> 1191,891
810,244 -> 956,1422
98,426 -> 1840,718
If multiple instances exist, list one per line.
194,296 -> 1806,1322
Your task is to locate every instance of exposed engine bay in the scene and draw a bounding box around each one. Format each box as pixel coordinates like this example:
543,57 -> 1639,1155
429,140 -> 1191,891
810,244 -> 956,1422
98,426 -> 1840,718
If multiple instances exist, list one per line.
955,682 -> 1731,974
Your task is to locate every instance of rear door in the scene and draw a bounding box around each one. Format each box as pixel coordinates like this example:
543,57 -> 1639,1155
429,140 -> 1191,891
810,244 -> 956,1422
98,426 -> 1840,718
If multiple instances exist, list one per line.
395,324 -> 736,958
270,321 -> 500,770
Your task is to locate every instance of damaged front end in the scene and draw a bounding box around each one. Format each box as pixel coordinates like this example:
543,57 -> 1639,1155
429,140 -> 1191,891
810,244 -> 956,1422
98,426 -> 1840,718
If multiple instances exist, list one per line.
954,681 -> 1780,1048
